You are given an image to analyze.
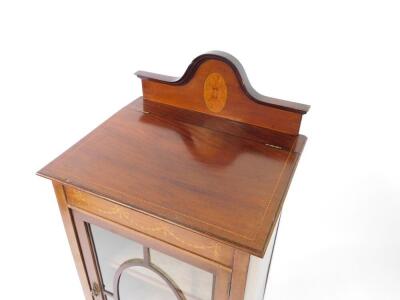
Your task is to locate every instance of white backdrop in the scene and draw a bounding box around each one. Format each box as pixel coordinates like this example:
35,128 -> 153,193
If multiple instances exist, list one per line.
1,1 -> 399,299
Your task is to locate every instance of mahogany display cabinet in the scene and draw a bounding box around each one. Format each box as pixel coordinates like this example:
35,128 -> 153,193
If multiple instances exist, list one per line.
38,51 -> 309,300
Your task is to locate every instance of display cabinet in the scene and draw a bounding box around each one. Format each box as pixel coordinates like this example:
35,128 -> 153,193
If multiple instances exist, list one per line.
38,51 -> 309,300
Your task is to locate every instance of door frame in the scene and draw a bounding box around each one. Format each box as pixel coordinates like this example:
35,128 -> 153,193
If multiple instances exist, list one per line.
72,209 -> 232,300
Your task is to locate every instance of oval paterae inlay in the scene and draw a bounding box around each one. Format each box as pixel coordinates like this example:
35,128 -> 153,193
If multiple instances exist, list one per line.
203,72 -> 227,113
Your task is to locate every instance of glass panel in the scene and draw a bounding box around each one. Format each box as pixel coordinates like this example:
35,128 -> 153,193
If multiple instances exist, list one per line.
90,224 -> 143,292
119,267 -> 177,300
90,224 -> 214,300
150,249 -> 214,300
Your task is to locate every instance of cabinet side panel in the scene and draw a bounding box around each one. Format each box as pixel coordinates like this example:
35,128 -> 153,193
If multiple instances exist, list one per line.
52,182 -> 93,300
244,218 -> 280,300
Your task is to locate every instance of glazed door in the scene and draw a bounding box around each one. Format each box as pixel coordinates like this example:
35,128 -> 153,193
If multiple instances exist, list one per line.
73,211 -> 231,300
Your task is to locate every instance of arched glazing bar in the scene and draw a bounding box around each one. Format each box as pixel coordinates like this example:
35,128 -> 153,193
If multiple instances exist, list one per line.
112,247 -> 186,300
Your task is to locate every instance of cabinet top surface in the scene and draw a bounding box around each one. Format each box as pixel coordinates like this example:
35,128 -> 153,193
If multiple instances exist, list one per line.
38,52 -> 308,257
38,98 -> 305,257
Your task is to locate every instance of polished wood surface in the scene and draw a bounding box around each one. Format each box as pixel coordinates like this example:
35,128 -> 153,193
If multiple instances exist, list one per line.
137,52 -> 308,135
38,96 -> 307,257
142,99 -> 297,151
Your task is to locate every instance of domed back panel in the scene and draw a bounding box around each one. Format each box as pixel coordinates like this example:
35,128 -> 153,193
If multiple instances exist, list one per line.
136,51 -> 309,135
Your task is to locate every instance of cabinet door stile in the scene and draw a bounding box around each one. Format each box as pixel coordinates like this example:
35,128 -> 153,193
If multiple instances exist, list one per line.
74,211 -> 107,300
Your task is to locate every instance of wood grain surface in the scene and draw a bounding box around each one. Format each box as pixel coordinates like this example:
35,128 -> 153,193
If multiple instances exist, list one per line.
38,97 -> 307,257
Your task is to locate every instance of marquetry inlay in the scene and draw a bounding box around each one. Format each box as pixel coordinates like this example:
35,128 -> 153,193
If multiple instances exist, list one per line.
203,72 -> 227,113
